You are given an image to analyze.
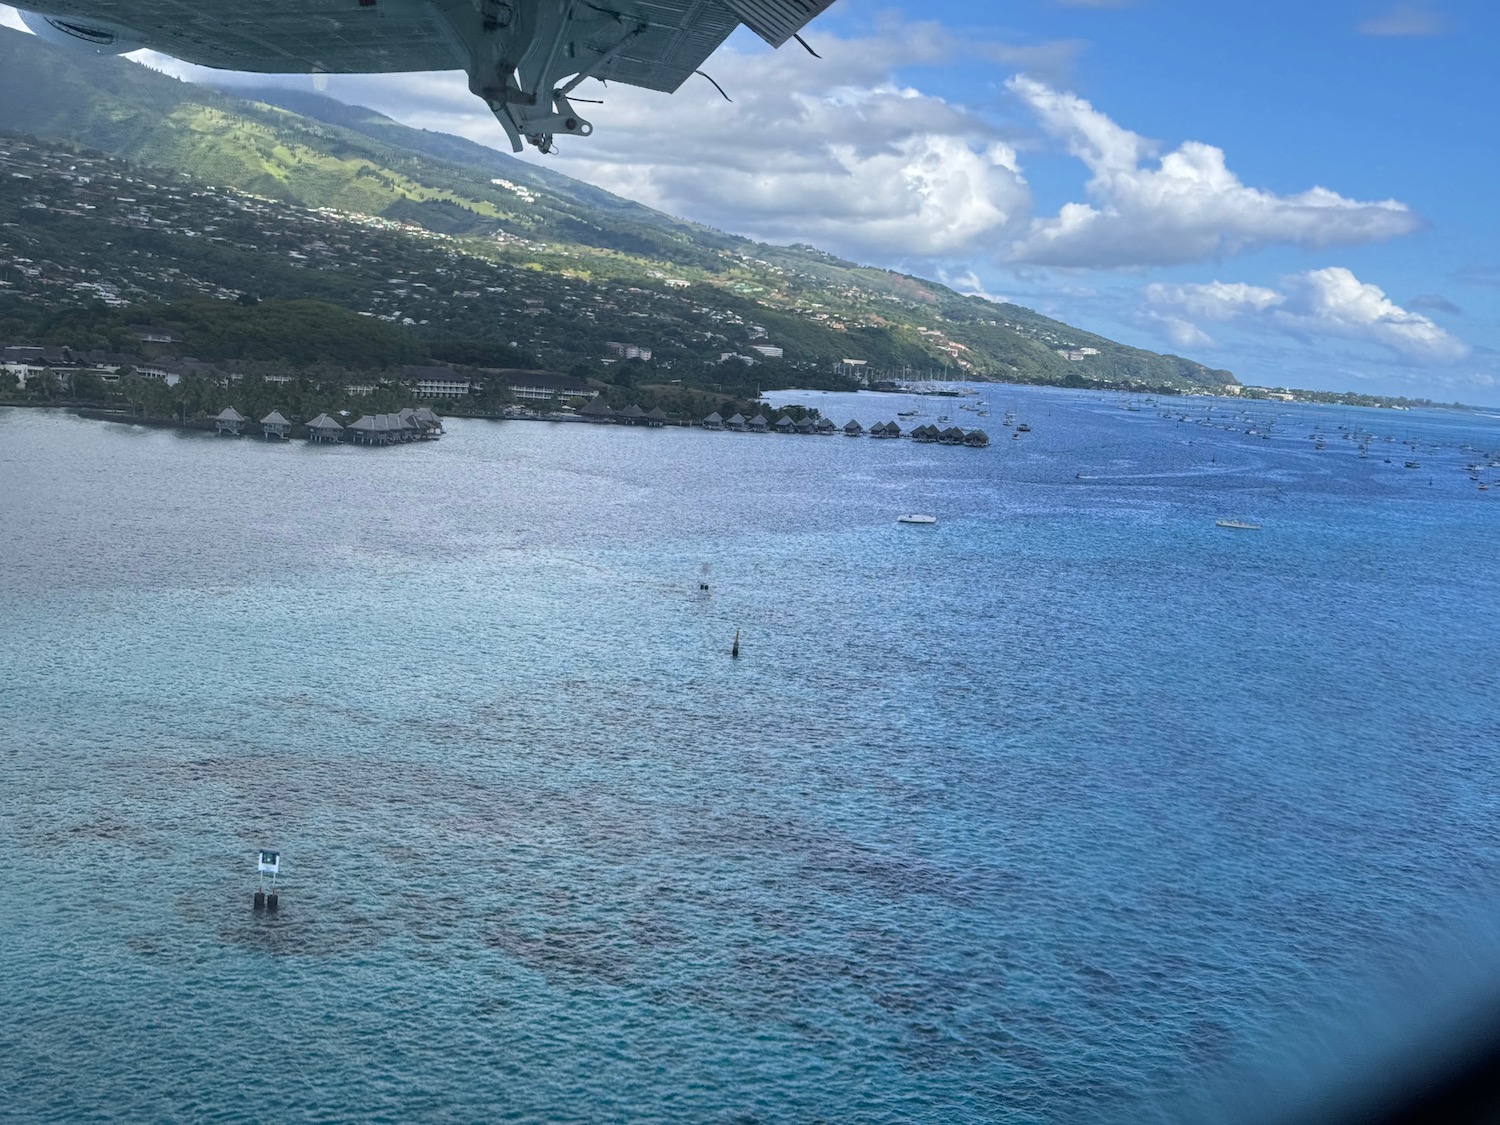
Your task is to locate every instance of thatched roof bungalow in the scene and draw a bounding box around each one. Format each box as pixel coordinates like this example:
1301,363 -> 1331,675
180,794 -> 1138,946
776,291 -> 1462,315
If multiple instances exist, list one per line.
911,424 -> 938,443
214,407 -> 246,436
844,419 -> 865,436
747,413 -> 769,433
940,426 -> 966,445
965,429 -> 990,447
701,411 -> 723,430
814,417 -> 836,434
645,406 -> 669,427
348,414 -> 405,445
725,412 -> 747,432
775,415 -> 796,434
619,403 -> 647,425
578,395 -> 615,422
259,410 -> 292,440
306,413 -> 343,443
794,416 -> 815,434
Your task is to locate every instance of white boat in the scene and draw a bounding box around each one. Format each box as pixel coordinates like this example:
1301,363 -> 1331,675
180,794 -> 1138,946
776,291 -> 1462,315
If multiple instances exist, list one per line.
1215,519 -> 1261,530
897,513 -> 937,525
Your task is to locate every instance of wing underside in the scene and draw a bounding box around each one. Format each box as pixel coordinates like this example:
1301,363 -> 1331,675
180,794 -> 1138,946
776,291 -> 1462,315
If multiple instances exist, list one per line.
18,0 -> 837,146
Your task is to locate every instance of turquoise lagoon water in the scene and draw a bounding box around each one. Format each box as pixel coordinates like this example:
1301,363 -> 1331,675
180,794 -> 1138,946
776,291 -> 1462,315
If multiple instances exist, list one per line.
2,388 -> 1500,1123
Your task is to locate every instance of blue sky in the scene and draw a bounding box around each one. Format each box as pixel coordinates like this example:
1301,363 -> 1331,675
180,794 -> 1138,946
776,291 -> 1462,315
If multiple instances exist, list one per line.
4,0 -> 1495,400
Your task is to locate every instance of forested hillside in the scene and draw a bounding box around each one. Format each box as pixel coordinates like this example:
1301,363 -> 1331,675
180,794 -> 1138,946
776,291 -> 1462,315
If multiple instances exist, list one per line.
0,26 -> 1234,392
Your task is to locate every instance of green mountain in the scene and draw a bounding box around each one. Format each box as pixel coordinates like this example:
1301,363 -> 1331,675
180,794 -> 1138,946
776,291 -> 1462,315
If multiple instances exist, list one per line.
0,26 -> 1234,391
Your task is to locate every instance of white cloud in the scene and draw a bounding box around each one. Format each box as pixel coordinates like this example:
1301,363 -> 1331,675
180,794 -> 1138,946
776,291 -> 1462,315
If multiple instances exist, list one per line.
938,269 -> 1011,304
1006,76 -> 1423,268
173,25 -> 1033,264
1360,3 -> 1450,36
528,30 -> 1033,261
1147,268 -> 1471,364
1146,280 -> 1284,320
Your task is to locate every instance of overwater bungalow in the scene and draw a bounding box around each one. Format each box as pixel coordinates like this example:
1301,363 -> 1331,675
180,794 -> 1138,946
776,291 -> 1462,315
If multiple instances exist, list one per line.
701,411 -> 724,430
348,414 -> 403,445
844,419 -> 865,436
725,412 -> 747,432
872,421 -> 901,439
578,395 -> 615,423
940,426 -> 966,445
794,417 -> 816,435
775,415 -> 797,434
260,410 -> 292,440
412,407 -> 443,436
214,407 -> 246,436
748,413 -> 769,433
965,429 -> 990,447
814,417 -> 837,434
306,413 -> 343,443
869,421 -> 887,438
912,424 -> 938,443
645,406 -> 669,428
619,403 -> 647,426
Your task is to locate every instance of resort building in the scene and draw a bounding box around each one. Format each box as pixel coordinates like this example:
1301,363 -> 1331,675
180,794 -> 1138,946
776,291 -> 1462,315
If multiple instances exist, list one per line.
348,413 -> 414,445
724,413 -> 746,432
305,413 -> 344,443
400,365 -> 471,398
578,395 -> 616,422
747,413 -> 769,433
843,420 -> 864,436
260,410 -> 292,440
214,407 -> 246,436
504,371 -> 593,403
701,411 -> 723,430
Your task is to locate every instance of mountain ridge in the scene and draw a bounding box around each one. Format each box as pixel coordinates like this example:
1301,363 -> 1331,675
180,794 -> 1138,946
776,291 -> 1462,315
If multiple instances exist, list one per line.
0,27 -> 1234,391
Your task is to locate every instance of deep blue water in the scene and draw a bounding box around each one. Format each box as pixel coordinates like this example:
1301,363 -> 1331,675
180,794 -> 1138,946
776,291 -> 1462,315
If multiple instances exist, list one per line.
2,387 -> 1499,1123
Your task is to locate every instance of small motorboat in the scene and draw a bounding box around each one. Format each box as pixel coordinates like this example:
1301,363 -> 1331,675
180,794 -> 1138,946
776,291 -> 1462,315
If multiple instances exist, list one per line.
897,513 -> 938,525
1215,519 -> 1261,530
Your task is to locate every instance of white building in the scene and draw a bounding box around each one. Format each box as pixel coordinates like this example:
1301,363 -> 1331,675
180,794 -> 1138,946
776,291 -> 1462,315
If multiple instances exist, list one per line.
401,365 -> 472,398
505,372 -> 594,402
606,341 -> 652,361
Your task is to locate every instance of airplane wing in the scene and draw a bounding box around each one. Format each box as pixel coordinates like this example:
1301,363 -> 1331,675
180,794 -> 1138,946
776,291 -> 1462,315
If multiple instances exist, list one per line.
17,0 -> 838,151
